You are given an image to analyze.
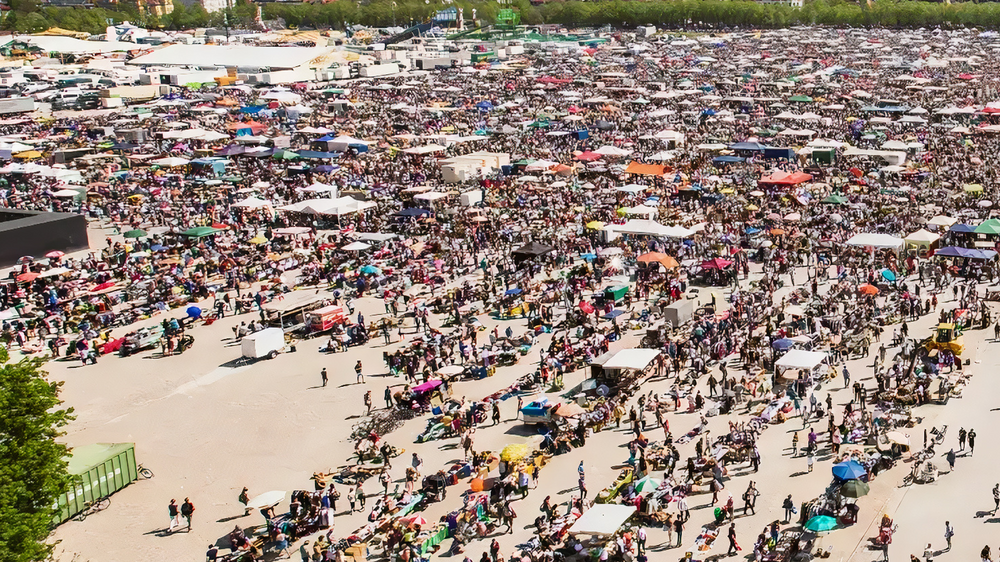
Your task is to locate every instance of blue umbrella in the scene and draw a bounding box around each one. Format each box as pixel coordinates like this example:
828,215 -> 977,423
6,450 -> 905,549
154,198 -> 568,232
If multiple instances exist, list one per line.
580,253 -> 597,261
186,306 -> 202,319
804,515 -> 837,532
150,244 -> 167,252
505,288 -> 523,296
832,460 -> 867,481
772,338 -> 796,351
360,265 -> 381,275
880,269 -> 896,282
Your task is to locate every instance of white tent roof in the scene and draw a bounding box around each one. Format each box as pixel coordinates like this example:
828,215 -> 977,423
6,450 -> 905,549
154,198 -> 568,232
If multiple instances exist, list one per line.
928,215 -> 957,227
130,44 -> 329,70
22,37 -> 136,54
775,349 -> 828,371
567,504 -> 637,537
845,233 -> 904,249
609,219 -> 694,238
904,229 -> 940,244
231,196 -> 272,209
600,348 -> 661,370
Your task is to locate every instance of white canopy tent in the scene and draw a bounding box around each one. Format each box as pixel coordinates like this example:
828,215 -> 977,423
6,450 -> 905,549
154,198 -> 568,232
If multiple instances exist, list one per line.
567,504 -> 637,537
845,233 -> 904,250
775,349 -> 828,378
600,349 -> 661,371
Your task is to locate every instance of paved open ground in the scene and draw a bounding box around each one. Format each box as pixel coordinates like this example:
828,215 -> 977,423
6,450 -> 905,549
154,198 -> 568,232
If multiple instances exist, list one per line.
40,226 -> 1000,562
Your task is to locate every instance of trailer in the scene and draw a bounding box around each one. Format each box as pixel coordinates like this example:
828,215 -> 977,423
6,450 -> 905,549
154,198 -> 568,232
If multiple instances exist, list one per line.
241,327 -> 286,360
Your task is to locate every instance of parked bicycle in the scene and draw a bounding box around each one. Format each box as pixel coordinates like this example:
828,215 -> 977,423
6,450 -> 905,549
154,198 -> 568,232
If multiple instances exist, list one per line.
75,496 -> 111,521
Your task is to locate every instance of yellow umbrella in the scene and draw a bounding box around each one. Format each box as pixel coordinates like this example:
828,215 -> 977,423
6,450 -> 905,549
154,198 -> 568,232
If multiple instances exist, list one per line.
585,220 -> 605,230
747,204 -> 759,210
14,150 -> 42,159
499,443 -> 530,463
249,235 -> 267,244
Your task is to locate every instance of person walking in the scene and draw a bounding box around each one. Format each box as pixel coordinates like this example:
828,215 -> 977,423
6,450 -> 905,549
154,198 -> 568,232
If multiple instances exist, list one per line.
842,365 -> 850,389
321,367 -> 328,387
355,361 -> 365,384
275,530 -> 291,558
946,449 -> 956,471
181,497 -> 195,530
923,543 -> 933,562
385,386 -> 393,409
982,545 -> 992,562
348,487 -> 356,512
782,494 -> 795,523
168,499 -> 180,532
239,487 -> 250,516
728,524 -> 740,556
993,484 -> 999,514
959,428 -> 967,450
637,526 -> 647,555
578,474 -> 587,500
364,391 -> 372,415
674,516 -> 684,548
944,521 -> 954,550
356,484 -> 366,511
968,429 -> 976,455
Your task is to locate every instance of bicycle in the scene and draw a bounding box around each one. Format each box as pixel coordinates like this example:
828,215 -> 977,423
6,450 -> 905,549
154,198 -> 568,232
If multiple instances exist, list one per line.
75,496 -> 111,521
138,465 -> 154,479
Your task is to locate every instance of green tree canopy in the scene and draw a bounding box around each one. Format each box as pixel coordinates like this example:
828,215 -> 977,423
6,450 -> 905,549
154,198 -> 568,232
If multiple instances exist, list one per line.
0,351 -> 75,562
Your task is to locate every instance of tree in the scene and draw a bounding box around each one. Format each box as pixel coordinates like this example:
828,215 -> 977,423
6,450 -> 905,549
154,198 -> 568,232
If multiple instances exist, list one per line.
0,351 -> 75,562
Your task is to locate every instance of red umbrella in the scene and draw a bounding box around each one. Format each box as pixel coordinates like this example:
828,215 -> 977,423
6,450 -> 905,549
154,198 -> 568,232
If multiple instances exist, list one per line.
16,272 -> 39,282
575,151 -> 603,162
211,222 -> 229,230
701,258 -> 733,270
579,301 -> 595,314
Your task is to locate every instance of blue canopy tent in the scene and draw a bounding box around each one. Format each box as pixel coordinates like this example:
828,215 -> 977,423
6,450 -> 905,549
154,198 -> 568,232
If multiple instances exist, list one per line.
396,208 -> 431,217
295,150 -> 341,159
729,141 -> 767,152
713,155 -> 745,165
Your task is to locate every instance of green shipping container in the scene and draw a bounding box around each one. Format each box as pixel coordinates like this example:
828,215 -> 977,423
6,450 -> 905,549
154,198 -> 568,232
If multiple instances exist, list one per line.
53,443 -> 137,524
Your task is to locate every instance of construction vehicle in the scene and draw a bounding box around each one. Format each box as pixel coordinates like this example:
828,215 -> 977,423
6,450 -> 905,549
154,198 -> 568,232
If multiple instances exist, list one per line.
924,323 -> 964,356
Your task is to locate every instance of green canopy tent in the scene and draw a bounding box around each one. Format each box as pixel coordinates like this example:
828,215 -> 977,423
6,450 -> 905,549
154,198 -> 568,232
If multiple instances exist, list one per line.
180,226 -> 223,238
821,194 -> 848,205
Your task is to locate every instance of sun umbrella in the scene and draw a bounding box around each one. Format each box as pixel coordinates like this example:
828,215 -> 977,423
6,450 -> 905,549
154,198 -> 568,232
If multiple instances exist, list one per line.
123,229 -> 147,239
186,306 -> 202,319
858,284 -> 879,295
634,475 -> 661,493
45,250 -> 65,259
638,252 -> 670,264
246,490 -> 287,509
249,235 -> 267,244
16,272 -> 39,282
772,338 -> 796,351
405,515 -> 429,528
804,515 -> 838,532
880,269 -> 896,282
579,301 -> 595,314
832,460 -> 867,481
701,257 -> 733,270
555,403 -> 586,417
839,479 -> 870,499
360,265 -> 381,275
586,220 -> 605,229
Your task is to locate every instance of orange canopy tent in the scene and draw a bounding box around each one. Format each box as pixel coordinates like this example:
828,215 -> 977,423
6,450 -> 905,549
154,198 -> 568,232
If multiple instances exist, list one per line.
624,162 -> 668,176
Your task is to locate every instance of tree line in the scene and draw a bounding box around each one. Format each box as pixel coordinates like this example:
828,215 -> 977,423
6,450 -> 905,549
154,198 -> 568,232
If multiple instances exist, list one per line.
7,0 -> 1000,36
